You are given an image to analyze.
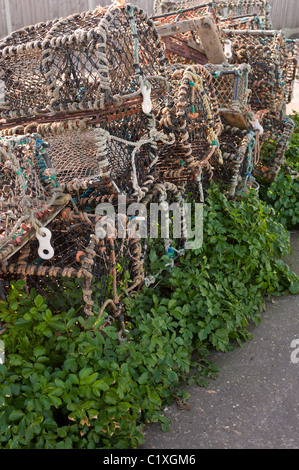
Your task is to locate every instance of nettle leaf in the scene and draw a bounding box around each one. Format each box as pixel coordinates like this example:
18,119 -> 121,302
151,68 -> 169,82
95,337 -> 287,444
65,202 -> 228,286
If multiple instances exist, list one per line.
93,380 -> 109,392
8,410 -> 24,422
9,300 -> 18,311
34,295 -> 44,308
8,355 -> 23,366
14,280 -> 26,290
79,368 -> 93,383
138,372 -> 148,385
33,347 -> 46,358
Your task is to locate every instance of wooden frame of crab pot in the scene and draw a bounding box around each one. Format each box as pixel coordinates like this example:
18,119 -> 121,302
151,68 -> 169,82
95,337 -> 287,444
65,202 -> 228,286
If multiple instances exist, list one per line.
156,16 -> 227,65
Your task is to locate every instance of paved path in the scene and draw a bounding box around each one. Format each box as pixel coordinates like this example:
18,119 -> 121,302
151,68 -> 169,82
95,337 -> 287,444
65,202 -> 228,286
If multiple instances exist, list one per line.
143,232 -> 299,449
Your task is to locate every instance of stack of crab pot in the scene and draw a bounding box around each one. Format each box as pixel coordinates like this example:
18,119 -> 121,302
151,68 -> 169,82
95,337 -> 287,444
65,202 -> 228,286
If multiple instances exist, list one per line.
152,0 -> 297,189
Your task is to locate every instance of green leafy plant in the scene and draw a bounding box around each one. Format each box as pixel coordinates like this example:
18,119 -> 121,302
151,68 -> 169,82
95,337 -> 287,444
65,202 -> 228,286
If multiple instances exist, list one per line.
0,184 -> 298,449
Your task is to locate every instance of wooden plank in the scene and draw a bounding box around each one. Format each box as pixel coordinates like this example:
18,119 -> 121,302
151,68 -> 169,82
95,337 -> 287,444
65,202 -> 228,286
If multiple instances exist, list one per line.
195,17 -> 227,64
157,16 -> 227,64
156,18 -> 204,37
163,36 -> 208,64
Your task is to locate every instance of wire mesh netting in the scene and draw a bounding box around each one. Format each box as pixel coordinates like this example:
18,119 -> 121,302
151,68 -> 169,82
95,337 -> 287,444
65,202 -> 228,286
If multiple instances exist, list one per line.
214,0 -> 272,29
153,0 -> 272,29
153,0 -> 217,17
139,181 -> 188,285
0,107 -> 173,203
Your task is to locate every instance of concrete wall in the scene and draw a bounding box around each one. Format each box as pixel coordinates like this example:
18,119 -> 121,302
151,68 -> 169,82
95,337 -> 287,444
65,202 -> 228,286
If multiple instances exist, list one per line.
0,0 -> 298,39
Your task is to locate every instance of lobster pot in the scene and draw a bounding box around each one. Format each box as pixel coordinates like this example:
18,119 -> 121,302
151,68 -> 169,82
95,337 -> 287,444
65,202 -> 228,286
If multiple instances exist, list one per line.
205,63 -> 251,129
0,3 -> 166,121
211,126 -> 257,196
0,18 -> 59,120
1,209 -> 144,318
223,30 -> 289,116
0,133 -> 68,263
215,0 -> 272,29
152,3 -> 220,66
286,40 -> 299,104
155,65 -> 222,199
256,115 -> 295,180
2,110 -> 161,203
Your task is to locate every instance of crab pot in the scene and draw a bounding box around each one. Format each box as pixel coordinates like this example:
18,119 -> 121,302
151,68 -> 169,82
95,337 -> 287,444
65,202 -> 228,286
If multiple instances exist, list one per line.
256,115 -> 295,180
1,209 -> 144,318
0,133 -> 69,263
0,3 -> 166,121
1,107 -> 161,203
211,125 -> 257,197
205,63 -> 251,129
155,64 -> 222,197
215,0 -> 272,29
223,30 -> 289,116
0,18 -> 59,120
